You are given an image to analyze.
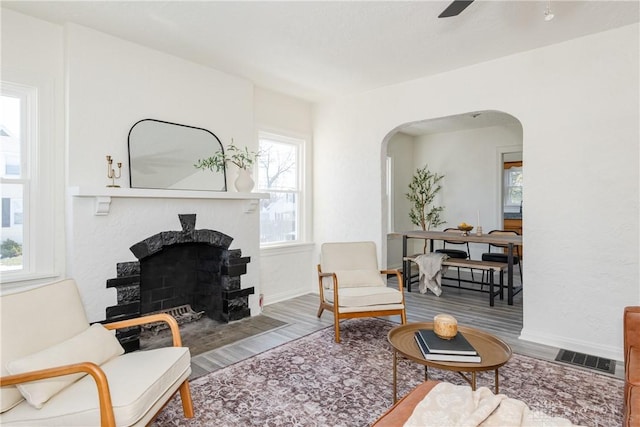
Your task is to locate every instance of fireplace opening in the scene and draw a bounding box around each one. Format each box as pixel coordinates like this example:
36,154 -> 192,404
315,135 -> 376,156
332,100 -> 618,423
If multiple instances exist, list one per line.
106,214 -> 254,352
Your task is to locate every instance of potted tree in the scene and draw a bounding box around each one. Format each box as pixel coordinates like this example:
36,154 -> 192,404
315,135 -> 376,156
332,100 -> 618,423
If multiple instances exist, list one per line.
406,165 -> 445,252
194,139 -> 259,192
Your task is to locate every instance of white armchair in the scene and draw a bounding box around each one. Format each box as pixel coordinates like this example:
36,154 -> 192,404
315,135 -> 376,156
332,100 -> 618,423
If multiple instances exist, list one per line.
317,241 -> 407,343
0,279 -> 194,426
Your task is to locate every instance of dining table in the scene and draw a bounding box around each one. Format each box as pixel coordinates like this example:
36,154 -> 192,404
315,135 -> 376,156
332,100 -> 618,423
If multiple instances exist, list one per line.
395,230 -> 523,304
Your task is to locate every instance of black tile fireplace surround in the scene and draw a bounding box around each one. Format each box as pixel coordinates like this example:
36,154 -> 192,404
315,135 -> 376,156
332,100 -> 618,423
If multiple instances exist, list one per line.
105,214 -> 254,352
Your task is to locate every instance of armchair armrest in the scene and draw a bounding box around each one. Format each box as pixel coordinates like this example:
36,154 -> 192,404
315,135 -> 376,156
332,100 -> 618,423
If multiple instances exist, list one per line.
318,271 -> 336,278
0,362 -> 116,427
104,313 -> 183,347
381,269 -> 404,293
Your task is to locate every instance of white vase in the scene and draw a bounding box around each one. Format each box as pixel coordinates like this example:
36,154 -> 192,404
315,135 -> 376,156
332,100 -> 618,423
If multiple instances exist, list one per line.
234,168 -> 254,192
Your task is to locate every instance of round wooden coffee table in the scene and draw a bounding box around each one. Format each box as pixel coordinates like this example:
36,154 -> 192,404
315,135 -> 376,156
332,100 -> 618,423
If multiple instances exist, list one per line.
388,322 -> 512,403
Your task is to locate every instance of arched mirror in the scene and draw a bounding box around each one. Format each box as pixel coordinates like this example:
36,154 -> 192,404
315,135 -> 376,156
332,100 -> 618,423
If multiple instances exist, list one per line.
128,119 -> 227,191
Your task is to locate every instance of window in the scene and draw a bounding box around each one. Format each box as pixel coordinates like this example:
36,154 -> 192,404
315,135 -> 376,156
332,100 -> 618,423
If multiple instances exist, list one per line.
504,162 -> 523,208
1,85 -> 29,273
257,132 -> 305,245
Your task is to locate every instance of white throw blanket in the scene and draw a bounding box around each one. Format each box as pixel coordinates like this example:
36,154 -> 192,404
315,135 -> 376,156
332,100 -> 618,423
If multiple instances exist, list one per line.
404,383 -> 578,427
413,253 -> 448,296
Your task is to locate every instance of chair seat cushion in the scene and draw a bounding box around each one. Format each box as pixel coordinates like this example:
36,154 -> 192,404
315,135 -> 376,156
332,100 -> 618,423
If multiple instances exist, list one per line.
481,253 -> 520,264
325,286 -> 403,307
435,249 -> 467,259
0,347 -> 191,427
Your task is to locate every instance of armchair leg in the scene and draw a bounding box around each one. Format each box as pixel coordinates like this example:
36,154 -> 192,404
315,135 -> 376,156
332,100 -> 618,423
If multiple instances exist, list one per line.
317,306 -> 324,318
179,380 -> 194,418
334,321 -> 341,343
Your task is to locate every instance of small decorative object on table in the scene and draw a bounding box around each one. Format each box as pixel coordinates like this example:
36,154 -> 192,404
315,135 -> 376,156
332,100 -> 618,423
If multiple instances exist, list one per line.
457,222 -> 473,236
106,155 -> 122,188
433,313 -> 458,339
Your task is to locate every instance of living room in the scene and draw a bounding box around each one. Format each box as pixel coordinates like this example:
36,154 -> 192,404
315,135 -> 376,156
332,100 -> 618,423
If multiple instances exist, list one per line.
1,1 -> 638,425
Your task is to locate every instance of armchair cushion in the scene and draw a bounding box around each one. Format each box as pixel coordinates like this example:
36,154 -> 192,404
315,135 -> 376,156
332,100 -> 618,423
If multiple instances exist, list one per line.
320,241 -> 380,271
1,279 -> 91,412
329,270 -> 385,288
6,323 -> 124,409
324,286 -> 403,307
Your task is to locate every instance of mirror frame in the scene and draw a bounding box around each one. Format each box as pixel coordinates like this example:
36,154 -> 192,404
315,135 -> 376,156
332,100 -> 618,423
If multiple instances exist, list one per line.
127,118 -> 227,191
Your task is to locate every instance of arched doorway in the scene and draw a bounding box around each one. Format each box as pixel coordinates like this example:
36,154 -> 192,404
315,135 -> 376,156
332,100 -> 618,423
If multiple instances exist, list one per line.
382,110 -> 523,269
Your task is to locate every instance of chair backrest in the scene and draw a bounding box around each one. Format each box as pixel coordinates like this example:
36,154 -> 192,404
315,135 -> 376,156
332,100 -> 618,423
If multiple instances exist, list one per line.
320,241 -> 384,288
0,279 -> 90,412
487,229 -> 520,253
442,228 -> 467,246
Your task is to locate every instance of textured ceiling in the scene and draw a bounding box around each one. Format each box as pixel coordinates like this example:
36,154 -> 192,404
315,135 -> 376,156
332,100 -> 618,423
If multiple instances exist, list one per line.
4,1 -> 639,103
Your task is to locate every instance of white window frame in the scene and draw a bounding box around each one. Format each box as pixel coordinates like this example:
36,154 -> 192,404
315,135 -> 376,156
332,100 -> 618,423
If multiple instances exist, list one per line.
503,166 -> 523,208
1,78 -> 59,286
257,130 -> 309,247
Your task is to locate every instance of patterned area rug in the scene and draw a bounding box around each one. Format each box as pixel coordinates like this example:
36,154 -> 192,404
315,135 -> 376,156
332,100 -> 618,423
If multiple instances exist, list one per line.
153,318 -> 623,426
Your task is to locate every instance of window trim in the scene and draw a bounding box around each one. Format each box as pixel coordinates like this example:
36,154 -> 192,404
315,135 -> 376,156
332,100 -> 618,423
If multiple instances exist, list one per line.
1,76 -> 60,286
257,130 -> 310,248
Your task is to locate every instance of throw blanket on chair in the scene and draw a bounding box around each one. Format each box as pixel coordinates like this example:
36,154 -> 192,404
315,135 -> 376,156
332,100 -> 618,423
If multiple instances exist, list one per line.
413,253 -> 448,296
404,383 -> 576,427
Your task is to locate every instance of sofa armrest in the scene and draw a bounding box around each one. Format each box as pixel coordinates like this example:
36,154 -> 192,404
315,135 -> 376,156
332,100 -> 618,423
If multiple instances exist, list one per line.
624,307 -> 640,358
0,362 -> 116,427
372,380 -> 440,426
104,313 -> 183,347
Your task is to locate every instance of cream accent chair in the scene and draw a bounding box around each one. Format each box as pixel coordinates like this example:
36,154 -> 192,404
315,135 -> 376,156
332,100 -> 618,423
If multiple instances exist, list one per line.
0,279 -> 194,426
317,241 -> 407,343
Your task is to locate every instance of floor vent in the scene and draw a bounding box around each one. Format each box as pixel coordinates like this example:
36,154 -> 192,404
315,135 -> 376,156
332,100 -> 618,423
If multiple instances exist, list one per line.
555,349 -> 616,374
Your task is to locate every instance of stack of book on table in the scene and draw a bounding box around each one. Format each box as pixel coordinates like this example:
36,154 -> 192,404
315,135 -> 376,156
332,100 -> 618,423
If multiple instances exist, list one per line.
414,329 -> 481,363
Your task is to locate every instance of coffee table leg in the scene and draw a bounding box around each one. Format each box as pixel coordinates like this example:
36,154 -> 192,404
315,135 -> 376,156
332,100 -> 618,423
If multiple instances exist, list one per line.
424,366 -> 429,381
471,372 -> 476,390
495,369 -> 500,394
393,349 -> 398,403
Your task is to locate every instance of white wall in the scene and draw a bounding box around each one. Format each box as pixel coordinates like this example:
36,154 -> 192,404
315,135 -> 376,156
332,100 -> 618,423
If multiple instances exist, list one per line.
65,23 -> 255,188
314,24 -> 639,361
386,132 -> 415,268
254,87 -> 315,304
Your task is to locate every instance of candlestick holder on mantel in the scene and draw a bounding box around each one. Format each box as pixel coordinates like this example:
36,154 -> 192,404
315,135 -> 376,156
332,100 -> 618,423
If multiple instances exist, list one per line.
106,155 -> 122,188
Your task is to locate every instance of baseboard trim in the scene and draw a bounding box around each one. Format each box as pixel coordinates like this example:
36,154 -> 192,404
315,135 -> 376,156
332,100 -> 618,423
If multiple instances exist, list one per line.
519,329 -> 623,363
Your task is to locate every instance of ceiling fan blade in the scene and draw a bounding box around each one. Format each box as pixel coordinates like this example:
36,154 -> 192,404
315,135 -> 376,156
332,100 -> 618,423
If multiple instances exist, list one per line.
438,0 -> 475,18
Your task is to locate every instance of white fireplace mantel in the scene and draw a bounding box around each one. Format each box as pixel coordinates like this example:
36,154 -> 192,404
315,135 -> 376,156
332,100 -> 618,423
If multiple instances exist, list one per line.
68,186 -> 269,215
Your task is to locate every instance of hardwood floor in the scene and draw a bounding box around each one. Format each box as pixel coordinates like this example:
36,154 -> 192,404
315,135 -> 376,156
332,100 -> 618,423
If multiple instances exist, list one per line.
191,273 -> 624,379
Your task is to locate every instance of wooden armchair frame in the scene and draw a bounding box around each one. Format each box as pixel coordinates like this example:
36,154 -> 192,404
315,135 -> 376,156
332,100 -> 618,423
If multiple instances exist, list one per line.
0,313 -> 194,427
317,266 -> 407,343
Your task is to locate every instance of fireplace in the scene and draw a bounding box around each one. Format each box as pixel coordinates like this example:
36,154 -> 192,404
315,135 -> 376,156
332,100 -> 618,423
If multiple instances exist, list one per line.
105,214 -> 254,352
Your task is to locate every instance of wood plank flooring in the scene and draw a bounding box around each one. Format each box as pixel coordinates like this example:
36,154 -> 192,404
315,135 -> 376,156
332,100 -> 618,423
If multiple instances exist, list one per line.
191,272 -> 624,379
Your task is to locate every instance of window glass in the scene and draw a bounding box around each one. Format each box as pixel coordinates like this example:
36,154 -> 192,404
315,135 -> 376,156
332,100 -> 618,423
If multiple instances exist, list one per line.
257,133 -> 303,245
1,91 -> 26,272
504,166 -> 523,206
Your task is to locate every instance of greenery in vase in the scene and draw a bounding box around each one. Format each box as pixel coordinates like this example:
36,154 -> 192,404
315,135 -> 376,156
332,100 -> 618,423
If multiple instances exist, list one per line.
406,165 -> 446,232
194,140 -> 259,172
